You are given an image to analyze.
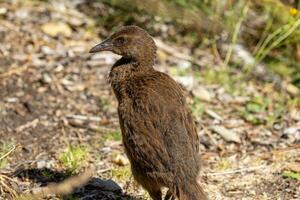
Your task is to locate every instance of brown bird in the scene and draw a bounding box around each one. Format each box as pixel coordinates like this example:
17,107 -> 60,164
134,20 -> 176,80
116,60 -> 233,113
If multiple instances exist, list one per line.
90,25 -> 207,200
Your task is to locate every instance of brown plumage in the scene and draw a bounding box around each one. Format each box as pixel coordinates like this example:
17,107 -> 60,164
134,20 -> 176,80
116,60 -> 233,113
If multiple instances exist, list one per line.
90,25 -> 207,200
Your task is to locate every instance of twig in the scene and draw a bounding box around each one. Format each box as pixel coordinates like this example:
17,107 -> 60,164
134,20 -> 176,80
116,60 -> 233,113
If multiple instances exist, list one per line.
224,2 -> 249,66
15,119 -> 39,133
203,165 -> 267,176
205,109 -> 223,121
17,168 -> 94,199
0,145 -> 16,161
97,168 -> 111,174
0,174 -> 19,198
67,118 -> 115,133
66,115 -> 102,122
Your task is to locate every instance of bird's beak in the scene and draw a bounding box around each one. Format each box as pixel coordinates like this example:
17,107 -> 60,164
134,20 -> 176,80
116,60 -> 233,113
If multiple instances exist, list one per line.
89,38 -> 113,53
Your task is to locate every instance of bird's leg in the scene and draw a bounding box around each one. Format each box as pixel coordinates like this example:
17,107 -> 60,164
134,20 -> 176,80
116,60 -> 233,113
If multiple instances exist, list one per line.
164,189 -> 175,200
148,189 -> 162,200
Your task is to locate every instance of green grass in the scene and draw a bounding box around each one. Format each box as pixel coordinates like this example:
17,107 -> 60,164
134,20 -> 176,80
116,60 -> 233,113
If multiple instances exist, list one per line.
169,66 -> 190,77
240,94 -> 287,125
217,158 -> 231,171
0,142 -> 16,169
99,98 -> 112,112
111,166 -> 132,181
282,171 -> 300,180
254,14 -> 300,65
224,1 -> 249,66
100,129 -> 122,146
59,145 -> 89,174
91,0 -> 300,91
189,97 -> 205,118
199,68 -> 245,96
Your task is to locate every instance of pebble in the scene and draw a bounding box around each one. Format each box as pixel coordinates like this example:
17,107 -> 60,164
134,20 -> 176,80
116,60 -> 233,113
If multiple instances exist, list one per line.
42,73 -> 52,83
283,127 -> 300,135
174,76 -> 194,90
32,56 -> 46,67
178,60 -> 192,69
210,125 -> 241,143
37,160 -> 47,169
192,86 -> 211,102
101,147 -> 112,154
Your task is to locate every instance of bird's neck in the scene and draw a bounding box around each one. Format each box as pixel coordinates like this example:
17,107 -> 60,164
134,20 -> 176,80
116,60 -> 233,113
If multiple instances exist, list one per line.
109,56 -> 154,101
135,51 -> 156,67
109,56 -> 154,80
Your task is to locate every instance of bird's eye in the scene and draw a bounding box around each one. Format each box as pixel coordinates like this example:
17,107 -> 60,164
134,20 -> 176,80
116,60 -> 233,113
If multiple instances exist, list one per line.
114,37 -> 126,46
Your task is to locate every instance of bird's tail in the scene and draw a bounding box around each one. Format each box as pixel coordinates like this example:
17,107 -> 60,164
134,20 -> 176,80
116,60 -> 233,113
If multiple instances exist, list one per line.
178,181 -> 208,200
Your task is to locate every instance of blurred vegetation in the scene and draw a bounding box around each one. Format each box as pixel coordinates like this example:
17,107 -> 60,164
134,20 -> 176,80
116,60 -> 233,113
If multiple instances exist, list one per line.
78,0 -> 300,89
0,142 -> 16,169
59,145 -> 89,175
77,0 -> 300,127
282,171 -> 300,180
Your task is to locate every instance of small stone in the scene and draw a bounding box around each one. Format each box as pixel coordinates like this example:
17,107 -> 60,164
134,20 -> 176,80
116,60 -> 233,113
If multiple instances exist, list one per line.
41,46 -> 56,55
5,97 -> 18,103
41,22 -> 72,37
283,127 -> 300,135
68,45 -> 86,55
12,54 -> 27,61
68,17 -> 84,27
178,60 -> 192,69
174,76 -> 194,90
192,86 -> 211,102
101,147 -> 111,154
218,93 -> 233,103
37,160 -> 46,169
0,8 -> 7,15
32,56 -> 46,67
210,125 -> 241,143
15,9 -> 29,19
205,109 -> 223,121
290,109 -> 300,121
42,73 -> 52,84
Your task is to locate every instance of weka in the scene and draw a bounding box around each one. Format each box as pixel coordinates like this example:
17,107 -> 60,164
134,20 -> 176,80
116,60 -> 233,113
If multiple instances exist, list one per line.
90,25 -> 207,200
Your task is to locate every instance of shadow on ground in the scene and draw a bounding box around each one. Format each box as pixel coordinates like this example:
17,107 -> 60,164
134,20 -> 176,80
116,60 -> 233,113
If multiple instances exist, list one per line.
14,167 -> 137,200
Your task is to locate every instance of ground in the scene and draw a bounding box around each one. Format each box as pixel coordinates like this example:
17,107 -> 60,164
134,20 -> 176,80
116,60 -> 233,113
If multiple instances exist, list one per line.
0,1 -> 299,200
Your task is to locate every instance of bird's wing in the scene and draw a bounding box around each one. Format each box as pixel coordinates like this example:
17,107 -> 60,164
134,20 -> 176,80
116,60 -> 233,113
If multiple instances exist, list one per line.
119,72 -> 200,185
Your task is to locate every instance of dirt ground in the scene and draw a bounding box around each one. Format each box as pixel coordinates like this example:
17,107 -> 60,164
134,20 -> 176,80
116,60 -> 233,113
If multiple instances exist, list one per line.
0,1 -> 299,200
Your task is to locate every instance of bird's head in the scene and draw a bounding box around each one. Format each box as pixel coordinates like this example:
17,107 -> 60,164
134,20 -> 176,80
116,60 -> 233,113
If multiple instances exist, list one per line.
89,25 -> 157,66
